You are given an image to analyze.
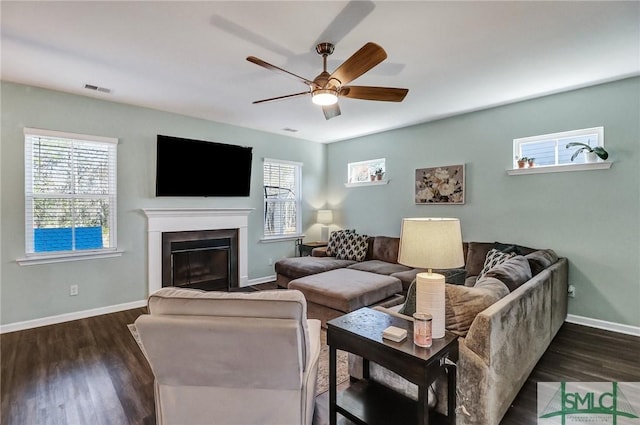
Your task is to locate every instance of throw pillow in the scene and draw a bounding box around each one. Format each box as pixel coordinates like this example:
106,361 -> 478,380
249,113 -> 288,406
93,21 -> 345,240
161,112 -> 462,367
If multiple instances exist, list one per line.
335,233 -> 369,261
397,269 -> 469,316
525,249 -> 559,276
483,255 -> 532,292
445,277 -> 509,336
477,248 -> 516,281
325,229 -> 355,256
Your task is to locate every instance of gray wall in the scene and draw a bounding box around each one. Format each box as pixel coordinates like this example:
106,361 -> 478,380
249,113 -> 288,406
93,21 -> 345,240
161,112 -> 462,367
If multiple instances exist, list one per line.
326,77 -> 640,328
1,82 -> 325,325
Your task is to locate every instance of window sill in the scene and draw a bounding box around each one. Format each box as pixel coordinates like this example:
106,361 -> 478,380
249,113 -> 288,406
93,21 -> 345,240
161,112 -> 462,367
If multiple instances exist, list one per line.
506,162 -> 612,175
16,249 -> 123,266
344,179 -> 390,188
260,235 -> 303,243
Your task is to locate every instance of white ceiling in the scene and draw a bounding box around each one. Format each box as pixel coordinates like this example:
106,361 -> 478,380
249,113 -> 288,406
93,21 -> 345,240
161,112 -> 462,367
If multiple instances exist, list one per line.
2,1 -> 639,144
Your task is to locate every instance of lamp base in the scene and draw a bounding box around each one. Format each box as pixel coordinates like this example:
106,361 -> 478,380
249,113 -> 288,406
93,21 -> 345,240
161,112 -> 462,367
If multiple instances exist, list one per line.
415,271 -> 446,339
320,225 -> 329,243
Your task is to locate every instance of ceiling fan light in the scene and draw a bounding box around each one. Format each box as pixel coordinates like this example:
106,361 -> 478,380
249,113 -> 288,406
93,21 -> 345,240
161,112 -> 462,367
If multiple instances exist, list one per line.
312,89 -> 338,106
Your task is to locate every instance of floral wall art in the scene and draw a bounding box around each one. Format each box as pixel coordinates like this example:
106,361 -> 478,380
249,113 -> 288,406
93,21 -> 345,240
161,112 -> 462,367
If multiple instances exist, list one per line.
415,164 -> 465,204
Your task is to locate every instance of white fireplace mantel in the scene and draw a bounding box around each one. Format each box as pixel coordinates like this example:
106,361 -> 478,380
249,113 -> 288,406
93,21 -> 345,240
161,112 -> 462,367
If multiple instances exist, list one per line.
142,208 -> 253,294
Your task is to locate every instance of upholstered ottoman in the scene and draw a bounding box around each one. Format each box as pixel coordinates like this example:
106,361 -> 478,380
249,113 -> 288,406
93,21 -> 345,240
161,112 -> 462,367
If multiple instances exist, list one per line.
288,268 -> 403,313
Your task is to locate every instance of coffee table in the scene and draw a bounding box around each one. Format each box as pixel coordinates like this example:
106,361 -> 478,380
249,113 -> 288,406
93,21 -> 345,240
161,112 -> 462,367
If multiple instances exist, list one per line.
327,308 -> 458,425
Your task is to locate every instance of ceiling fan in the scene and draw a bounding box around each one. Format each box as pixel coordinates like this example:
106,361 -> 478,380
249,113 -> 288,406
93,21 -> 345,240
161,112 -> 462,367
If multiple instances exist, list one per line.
247,42 -> 409,120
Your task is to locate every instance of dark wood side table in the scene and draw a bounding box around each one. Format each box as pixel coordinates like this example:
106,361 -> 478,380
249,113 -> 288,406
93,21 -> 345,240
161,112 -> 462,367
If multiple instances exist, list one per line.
297,240 -> 327,257
327,308 -> 458,425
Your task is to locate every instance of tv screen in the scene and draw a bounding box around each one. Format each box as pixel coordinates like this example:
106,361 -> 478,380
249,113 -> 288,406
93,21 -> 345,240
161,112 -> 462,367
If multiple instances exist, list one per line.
156,135 -> 253,197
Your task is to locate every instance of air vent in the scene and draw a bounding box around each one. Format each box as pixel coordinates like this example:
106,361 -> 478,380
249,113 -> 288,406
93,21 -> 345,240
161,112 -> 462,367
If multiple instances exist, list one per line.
84,84 -> 111,94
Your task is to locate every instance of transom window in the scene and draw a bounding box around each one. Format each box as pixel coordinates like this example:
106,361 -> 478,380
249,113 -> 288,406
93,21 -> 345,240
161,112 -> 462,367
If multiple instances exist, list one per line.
263,158 -> 302,238
24,128 -> 118,256
347,158 -> 386,183
513,127 -> 604,168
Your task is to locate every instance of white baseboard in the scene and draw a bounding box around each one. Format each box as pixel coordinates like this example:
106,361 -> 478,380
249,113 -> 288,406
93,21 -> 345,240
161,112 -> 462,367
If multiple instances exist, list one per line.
0,275 -> 278,334
248,274 -> 276,286
566,314 -> 640,337
0,299 -> 147,334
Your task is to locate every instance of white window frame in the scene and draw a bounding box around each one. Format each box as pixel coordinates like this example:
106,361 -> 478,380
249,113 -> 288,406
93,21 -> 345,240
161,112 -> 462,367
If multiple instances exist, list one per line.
18,128 -> 121,265
509,127 -> 611,175
345,158 -> 388,187
262,158 -> 302,241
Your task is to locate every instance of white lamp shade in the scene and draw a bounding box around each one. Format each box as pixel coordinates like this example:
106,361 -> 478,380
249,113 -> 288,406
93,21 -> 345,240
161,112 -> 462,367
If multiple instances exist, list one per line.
316,209 -> 333,225
397,218 -> 464,269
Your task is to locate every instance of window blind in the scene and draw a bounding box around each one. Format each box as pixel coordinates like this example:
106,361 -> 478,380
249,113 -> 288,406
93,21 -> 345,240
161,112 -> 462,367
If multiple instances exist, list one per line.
263,159 -> 301,237
24,128 -> 117,254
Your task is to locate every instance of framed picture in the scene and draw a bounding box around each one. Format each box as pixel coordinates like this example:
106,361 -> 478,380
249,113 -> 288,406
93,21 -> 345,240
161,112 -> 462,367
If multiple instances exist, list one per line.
415,164 -> 465,204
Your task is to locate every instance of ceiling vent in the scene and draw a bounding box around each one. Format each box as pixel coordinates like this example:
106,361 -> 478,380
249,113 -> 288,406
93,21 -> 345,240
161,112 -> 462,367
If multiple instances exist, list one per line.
84,84 -> 111,94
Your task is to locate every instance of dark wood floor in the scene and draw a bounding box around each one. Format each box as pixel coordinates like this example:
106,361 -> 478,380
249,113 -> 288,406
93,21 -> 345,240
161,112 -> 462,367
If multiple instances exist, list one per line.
2,304 -> 639,425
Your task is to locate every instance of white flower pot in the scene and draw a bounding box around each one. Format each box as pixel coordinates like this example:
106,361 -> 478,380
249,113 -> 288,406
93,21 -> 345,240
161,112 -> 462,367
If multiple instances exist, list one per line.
584,151 -> 598,163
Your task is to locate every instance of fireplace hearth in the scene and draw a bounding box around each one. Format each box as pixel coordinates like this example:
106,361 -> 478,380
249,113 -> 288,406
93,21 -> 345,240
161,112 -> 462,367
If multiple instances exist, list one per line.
162,229 -> 238,291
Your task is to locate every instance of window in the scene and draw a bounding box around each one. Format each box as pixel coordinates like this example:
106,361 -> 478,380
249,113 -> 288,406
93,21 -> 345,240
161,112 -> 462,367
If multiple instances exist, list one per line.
24,128 -> 118,256
263,158 -> 302,238
347,158 -> 386,183
513,127 -> 604,168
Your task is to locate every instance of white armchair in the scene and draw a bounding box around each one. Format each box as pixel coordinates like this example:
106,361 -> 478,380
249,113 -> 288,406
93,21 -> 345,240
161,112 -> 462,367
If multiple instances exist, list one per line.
135,287 -> 321,425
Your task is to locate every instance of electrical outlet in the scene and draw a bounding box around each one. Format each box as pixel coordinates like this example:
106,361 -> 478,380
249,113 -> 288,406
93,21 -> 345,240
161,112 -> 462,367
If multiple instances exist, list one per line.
568,284 -> 576,298
70,284 -> 79,296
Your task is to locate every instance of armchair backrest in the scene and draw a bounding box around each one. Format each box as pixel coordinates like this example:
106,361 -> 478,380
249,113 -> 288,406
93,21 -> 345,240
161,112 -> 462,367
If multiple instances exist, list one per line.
136,288 -> 311,390
135,288 -> 320,425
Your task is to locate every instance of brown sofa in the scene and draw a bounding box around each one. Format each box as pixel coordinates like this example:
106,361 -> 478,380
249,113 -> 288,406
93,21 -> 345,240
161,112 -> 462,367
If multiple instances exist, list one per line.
348,242 -> 568,425
275,237 -> 413,325
275,236 -> 466,325
276,236 -> 568,424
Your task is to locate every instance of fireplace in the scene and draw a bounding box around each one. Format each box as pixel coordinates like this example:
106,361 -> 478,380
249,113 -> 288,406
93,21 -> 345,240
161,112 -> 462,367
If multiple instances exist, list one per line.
162,229 -> 238,291
143,208 -> 253,295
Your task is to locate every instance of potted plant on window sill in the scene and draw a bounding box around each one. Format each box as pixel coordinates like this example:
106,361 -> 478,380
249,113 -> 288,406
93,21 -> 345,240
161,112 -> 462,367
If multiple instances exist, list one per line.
515,156 -> 528,169
374,168 -> 385,180
566,142 -> 609,163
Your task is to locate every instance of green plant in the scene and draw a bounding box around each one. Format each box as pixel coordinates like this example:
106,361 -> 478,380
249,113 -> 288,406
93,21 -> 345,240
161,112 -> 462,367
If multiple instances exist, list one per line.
566,142 -> 609,161
374,167 -> 384,176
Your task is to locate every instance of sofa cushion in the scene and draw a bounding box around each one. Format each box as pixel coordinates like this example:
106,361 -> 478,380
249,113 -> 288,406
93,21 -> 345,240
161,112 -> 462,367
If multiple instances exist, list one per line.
465,242 -> 495,276
525,249 -> 559,276
348,260 -> 412,276
288,268 -> 402,313
484,255 -> 532,291
335,232 -> 369,261
397,268 -> 471,316
445,276 -> 509,336
477,248 -> 516,280
325,229 -> 355,256
275,256 -> 356,280
369,236 -> 401,263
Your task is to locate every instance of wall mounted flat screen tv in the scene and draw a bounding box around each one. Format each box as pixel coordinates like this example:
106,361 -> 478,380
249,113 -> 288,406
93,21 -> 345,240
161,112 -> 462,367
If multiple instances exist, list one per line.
156,135 -> 253,197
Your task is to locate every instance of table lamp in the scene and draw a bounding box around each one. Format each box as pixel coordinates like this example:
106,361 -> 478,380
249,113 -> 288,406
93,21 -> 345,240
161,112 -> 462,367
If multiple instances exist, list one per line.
398,218 -> 464,338
317,209 -> 333,242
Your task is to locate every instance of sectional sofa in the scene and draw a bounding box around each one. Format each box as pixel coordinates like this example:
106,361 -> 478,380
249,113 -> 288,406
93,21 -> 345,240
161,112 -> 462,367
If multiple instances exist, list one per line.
275,235 -> 569,424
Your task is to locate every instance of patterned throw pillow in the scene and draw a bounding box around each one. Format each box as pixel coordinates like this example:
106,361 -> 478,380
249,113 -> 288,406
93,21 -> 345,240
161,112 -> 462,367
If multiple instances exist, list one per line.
477,248 -> 516,280
335,233 -> 369,261
326,229 -> 355,256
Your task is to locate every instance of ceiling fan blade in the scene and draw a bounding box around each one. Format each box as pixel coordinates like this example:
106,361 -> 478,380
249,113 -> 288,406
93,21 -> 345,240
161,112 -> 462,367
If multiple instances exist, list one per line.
329,42 -> 387,86
247,56 -> 314,86
253,91 -> 310,104
322,103 -> 341,120
340,86 -> 408,102
313,0 -> 375,47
